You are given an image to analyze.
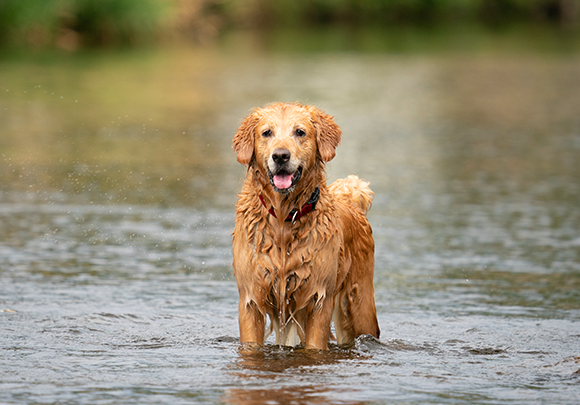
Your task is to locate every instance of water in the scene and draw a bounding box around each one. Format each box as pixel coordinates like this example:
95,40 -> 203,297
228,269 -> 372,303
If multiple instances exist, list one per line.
1,29 -> 580,404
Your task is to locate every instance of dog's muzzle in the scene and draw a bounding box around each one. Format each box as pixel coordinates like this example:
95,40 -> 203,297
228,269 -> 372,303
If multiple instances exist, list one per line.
268,149 -> 302,193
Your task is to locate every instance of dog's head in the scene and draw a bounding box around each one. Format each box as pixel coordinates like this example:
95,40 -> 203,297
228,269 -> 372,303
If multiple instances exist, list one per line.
233,103 -> 341,194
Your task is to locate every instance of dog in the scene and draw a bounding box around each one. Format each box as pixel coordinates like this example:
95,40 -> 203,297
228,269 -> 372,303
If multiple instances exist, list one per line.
232,102 -> 380,350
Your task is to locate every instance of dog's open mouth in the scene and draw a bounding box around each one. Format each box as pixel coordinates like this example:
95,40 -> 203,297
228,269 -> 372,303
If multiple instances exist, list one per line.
268,166 -> 302,193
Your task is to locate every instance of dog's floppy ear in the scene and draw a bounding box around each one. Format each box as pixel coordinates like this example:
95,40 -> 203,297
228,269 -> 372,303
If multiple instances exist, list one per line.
308,106 -> 342,162
233,111 -> 258,165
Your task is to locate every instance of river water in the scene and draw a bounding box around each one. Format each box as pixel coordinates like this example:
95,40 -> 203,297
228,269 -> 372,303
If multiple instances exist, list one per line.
1,28 -> 580,404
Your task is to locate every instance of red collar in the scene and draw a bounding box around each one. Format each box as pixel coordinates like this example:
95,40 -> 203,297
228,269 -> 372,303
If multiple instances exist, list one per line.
259,187 -> 320,223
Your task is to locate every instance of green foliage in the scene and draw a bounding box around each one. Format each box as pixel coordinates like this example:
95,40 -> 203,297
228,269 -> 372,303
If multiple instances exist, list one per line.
0,0 -> 577,49
248,0 -> 580,26
72,0 -> 169,45
0,0 -> 170,47
0,0 -> 63,45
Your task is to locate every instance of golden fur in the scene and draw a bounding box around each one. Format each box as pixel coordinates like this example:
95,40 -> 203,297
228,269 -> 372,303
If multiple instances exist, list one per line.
232,102 -> 380,350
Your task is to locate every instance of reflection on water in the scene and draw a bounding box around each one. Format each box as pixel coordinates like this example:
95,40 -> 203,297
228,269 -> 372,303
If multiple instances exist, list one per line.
1,30 -> 580,404
226,339 -> 385,405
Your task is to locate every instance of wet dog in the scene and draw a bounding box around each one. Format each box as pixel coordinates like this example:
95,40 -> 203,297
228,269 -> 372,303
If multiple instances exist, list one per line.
232,102 -> 379,350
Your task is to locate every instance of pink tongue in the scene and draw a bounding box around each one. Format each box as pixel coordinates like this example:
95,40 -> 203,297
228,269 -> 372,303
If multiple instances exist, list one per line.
273,173 -> 293,189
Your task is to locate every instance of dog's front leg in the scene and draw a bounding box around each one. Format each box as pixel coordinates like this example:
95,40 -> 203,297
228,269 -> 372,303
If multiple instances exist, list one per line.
304,298 -> 334,350
238,299 -> 266,346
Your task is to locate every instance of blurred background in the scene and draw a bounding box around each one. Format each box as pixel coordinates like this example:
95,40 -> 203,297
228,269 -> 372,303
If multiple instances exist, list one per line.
0,0 -> 579,49
1,0 -> 580,207
0,0 -> 580,50
2,1 -> 580,404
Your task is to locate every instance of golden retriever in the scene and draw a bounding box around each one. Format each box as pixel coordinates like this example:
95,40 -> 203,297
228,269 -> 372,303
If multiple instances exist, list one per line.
232,102 -> 380,350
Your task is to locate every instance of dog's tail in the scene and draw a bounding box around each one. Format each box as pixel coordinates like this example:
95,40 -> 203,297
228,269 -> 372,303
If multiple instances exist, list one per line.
328,175 -> 374,214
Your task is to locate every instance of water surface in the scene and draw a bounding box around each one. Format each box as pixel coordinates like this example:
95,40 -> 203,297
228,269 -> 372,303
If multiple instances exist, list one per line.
1,30 -> 580,404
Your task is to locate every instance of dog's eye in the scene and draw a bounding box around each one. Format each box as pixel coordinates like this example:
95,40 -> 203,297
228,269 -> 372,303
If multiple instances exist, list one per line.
295,129 -> 306,137
261,129 -> 272,138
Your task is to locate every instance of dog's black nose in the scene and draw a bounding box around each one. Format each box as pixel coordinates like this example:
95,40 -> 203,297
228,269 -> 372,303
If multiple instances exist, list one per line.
272,149 -> 291,165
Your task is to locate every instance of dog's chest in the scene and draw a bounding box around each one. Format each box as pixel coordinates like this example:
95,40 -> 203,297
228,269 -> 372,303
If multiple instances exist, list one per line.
252,222 -> 307,273
250,216 -> 341,283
